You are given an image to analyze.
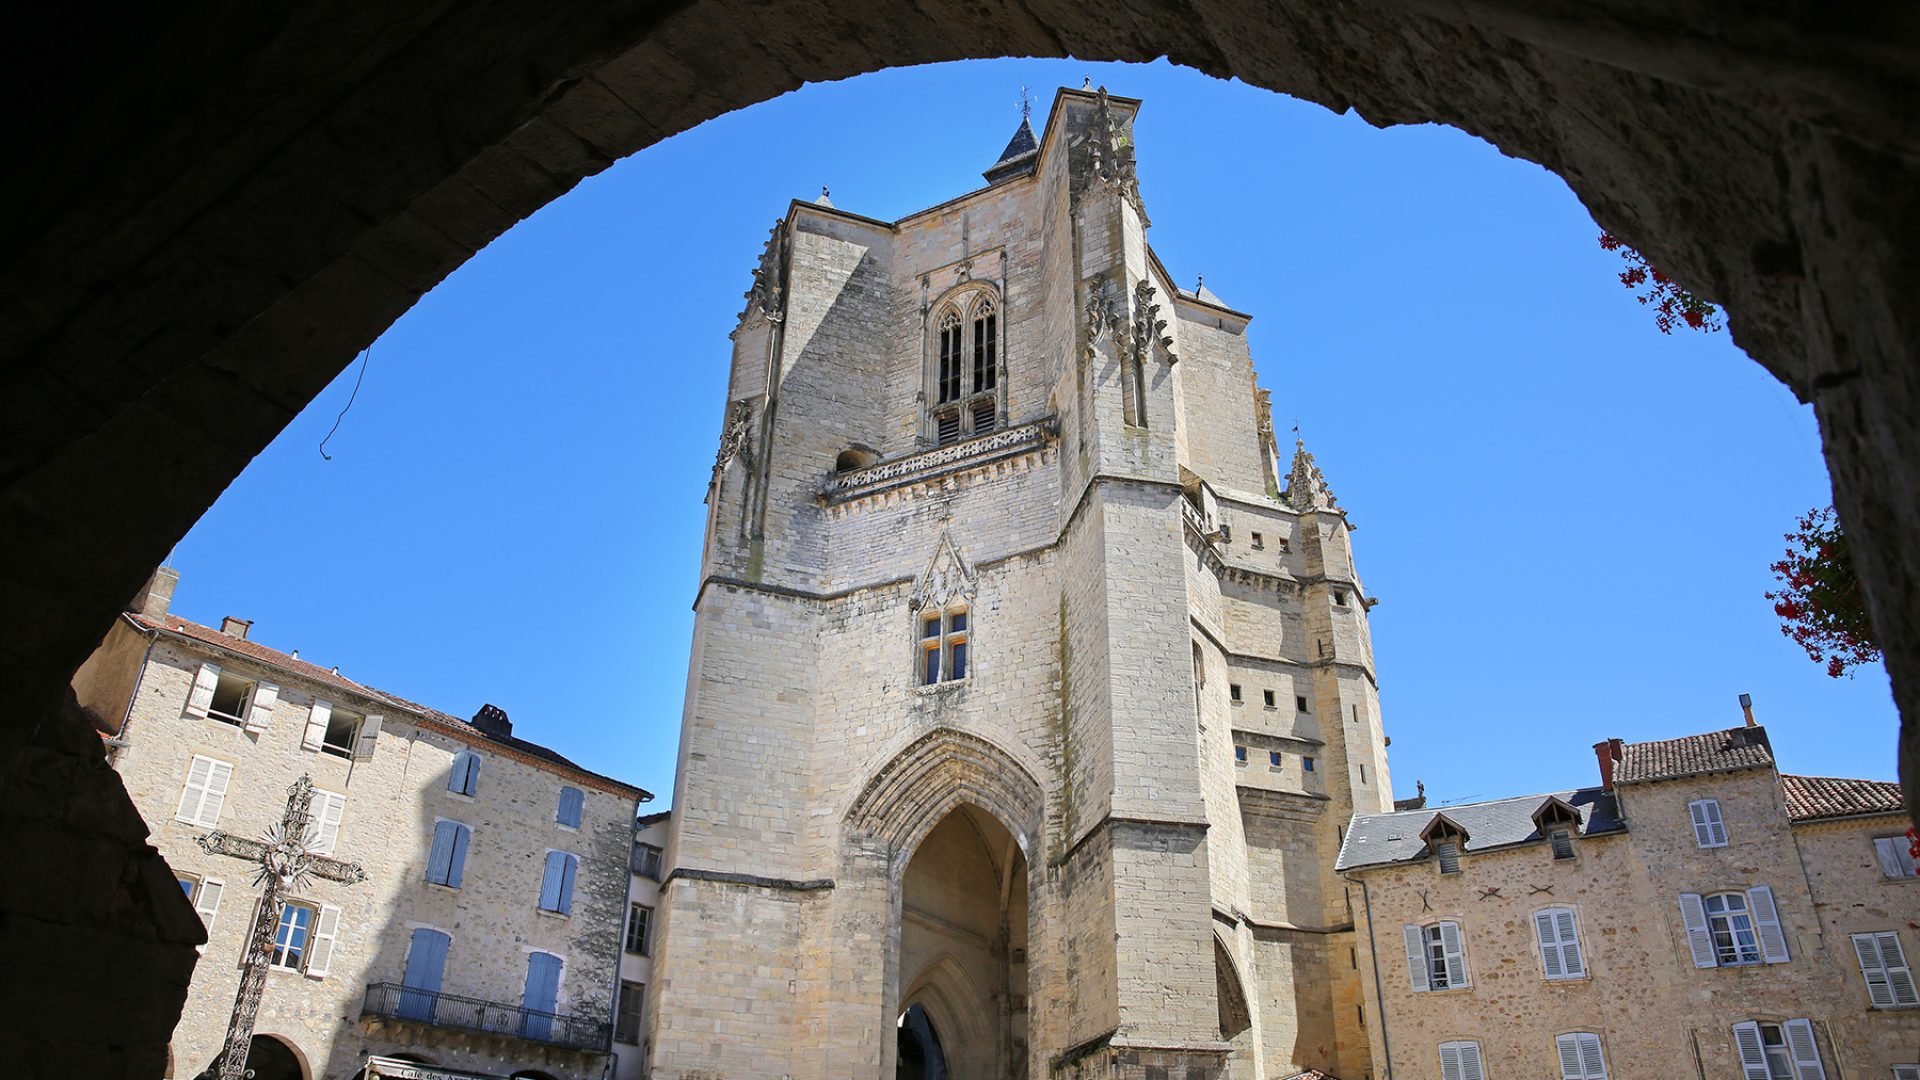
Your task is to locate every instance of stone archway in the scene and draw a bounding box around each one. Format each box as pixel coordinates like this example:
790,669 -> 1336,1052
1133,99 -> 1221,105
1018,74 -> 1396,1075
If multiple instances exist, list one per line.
6,5 -> 1920,1073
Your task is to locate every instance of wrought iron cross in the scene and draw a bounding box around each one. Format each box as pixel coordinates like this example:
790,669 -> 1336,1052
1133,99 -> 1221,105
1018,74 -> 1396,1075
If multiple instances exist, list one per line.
197,774 -> 366,1080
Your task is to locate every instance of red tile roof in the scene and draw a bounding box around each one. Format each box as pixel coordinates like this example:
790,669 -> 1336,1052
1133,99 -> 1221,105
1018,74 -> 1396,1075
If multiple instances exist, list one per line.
132,613 -> 648,798
1781,773 -> 1904,822
1616,726 -> 1773,784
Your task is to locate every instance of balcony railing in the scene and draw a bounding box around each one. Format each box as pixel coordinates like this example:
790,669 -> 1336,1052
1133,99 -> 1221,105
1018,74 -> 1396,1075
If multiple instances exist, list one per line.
362,982 -> 611,1052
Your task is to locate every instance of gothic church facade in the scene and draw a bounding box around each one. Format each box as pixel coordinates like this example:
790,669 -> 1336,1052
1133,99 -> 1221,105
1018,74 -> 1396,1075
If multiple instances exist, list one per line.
652,87 -> 1393,1079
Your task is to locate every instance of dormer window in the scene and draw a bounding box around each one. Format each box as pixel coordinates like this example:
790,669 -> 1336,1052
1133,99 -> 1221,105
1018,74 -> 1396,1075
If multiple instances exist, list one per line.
926,288 -> 1003,446
1421,813 -> 1470,874
1531,796 -> 1582,860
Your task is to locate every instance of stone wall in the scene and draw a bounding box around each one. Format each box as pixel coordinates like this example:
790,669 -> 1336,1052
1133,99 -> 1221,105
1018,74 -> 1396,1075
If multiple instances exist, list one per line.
100,622 -> 637,1078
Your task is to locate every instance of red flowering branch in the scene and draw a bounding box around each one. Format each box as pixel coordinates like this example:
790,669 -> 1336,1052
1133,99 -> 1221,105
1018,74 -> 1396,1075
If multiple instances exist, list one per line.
1599,233 -> 1724,334
1765,505 -> 1880,678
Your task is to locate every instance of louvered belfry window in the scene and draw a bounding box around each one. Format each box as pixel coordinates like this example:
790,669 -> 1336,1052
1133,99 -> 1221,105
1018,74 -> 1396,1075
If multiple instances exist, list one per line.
928,290 -> 1002,446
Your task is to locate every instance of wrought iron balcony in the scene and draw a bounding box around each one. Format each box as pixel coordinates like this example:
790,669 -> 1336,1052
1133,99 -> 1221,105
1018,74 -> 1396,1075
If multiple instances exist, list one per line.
362,982 -> 611,1052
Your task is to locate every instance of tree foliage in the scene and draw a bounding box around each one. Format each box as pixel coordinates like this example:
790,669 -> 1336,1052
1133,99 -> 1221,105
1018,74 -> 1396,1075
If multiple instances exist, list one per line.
1766,506 -> 1881,677
1599,233 -> 1723,334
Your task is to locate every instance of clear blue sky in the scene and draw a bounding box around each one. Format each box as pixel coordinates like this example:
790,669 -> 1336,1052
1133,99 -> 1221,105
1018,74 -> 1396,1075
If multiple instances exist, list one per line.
165,58 -> 1897,808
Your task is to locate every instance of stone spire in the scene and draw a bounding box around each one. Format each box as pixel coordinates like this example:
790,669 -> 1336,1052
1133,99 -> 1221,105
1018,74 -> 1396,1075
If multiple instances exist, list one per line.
983,116 -> 1040,185
1284,437 -> 1340,512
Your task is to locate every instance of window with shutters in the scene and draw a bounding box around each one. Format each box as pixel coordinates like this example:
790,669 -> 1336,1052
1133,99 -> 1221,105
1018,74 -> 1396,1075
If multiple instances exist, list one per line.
1438,1039 -> 1485,1080
919,606 -> 970,686
556,786 -> 584,829
1732,1020 -> 1826,1080
1534,907 -> 1587,980
633,842 -> 663,880
615,979 -> 645,1044
1852,931 -> 1920,1007
448,750 -> 482,797
205,670 -> 256,725
320,707 -> 361,758
425,820 -> 472,888
539,850 -> 579,915
627,902 -> 653,956
1689,798 -> 1729,848
309,789 -> 346,855
1894,1066 -> 1920,1080
270,900 -> 318,970
1704,891 -> 1762,965
1549,829 -> 1576,860
1405,921 -> 1470,991
925,288 -> 1003,446
1875,836 -> 1920,878
1435,842 -> 1461,874
176,754 -> 234,827
1555,1032 -> 1607,1080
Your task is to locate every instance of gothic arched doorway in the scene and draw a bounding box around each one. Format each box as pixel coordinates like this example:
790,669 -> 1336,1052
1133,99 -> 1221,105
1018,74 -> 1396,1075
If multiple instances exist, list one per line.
898,803 -> 1029,1079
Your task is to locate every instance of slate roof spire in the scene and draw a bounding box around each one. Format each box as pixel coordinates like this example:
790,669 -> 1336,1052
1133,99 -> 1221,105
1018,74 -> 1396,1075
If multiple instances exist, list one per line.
983,115 -> 1041,185
1284,436 -> 1340,512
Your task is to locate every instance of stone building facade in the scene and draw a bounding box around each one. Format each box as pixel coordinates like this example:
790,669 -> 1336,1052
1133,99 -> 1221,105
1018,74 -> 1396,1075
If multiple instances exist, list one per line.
613,812 -> 668,1080
73,571 -> 650,1080
1338,717 -> 1920,1080
650,86 -> 1392,1079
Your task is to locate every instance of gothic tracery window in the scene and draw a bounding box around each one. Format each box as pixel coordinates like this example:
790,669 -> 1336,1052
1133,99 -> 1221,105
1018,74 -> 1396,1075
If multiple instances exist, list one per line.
927,288 -> 1002,446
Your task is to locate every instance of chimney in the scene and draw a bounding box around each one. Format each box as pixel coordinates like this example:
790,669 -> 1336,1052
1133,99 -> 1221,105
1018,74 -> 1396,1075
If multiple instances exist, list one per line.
472,703 -> 512,739
219,616 -> 252,640
1739,692 -> 1756,727
1594,738 -> 1624,791
130,566 -> 180,620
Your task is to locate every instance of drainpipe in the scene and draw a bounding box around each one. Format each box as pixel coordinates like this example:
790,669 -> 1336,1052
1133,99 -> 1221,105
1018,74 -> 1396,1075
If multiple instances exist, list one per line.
1344,871 -> 1394,1080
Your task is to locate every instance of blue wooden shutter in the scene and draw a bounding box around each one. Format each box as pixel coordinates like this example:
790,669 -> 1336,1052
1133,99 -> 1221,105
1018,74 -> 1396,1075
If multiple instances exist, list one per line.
427,822 -> 456,884
558,853 -> 578,913
557,786 -> 584,828
399,928 -> 450,1021
521,951 -> 563,1040
540,851 -> 566,911
448,823 -> 470,890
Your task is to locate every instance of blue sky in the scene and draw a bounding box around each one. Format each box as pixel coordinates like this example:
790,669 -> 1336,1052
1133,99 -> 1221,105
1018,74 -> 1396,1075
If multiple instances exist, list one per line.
164,58 -> 1896,808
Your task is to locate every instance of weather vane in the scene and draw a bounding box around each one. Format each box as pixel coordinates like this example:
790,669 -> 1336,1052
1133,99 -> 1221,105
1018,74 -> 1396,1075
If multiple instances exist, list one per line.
1019,85 -> 1034,123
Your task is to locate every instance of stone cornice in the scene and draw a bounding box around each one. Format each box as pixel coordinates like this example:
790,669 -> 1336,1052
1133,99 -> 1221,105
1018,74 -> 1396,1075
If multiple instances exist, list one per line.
820,419 -> 1056,505
664,866 -> 835,892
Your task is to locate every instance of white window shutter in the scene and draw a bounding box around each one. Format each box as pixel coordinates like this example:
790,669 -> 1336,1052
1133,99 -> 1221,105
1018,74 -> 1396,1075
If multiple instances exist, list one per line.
1855,933 -> 1896,1007
1731,1022 -> 1772,1080
201,760 -> 232,826
1456,1041 -> 1484,1080
1556,1033 -> 1584,1079
242,681 -> 279,733
1555,908 -> 1586,977
1439,921 -> 1469,988
1748,885 -> 1790,963
1536,910 -> 1565,978
354,714 -> 383,760
1782,1018 -> 1826,1080
1893,1066 -> 1920,1080
186,662 -> 220,718
1403,925 -> 1429,992
195,878 -> 224,929
1577,1033 -> 1606,1079
1884,934 -> 1919,1006
177,756 -> 213,822
1439,1044 -> 1464,1080
311,792 -> 344,855
302,699 -> 331,751
306,904 -> 342,978
1678,894 -> 1717,967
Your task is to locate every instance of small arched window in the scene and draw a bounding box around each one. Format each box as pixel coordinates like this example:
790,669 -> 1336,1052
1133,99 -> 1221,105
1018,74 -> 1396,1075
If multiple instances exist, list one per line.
448,750 -> 482,796
927,289 -> 1003,446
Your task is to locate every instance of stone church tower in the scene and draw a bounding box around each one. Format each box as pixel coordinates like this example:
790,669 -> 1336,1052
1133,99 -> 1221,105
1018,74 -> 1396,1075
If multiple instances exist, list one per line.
650,87 -> 1394,1080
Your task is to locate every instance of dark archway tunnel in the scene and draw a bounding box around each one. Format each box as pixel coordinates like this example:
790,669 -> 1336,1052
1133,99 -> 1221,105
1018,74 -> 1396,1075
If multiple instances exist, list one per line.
3,2 -> 1918,1073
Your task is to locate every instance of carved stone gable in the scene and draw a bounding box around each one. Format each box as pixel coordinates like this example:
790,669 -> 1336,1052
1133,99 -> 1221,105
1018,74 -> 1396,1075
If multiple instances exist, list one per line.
910,530 -> 978,612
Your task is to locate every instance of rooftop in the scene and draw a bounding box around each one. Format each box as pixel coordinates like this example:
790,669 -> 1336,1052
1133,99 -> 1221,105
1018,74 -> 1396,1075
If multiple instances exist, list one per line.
133,612 -> 650,799
1337,787 -> 1624,872
1616,725 -> 1774,784
1780,773 -> 1904,822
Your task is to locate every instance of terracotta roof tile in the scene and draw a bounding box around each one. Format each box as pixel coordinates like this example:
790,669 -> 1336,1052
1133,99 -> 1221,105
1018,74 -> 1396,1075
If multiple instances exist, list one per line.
134,613 -> 648,798
1781,773 -> 1904,822
1616,726 -> 1773,784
